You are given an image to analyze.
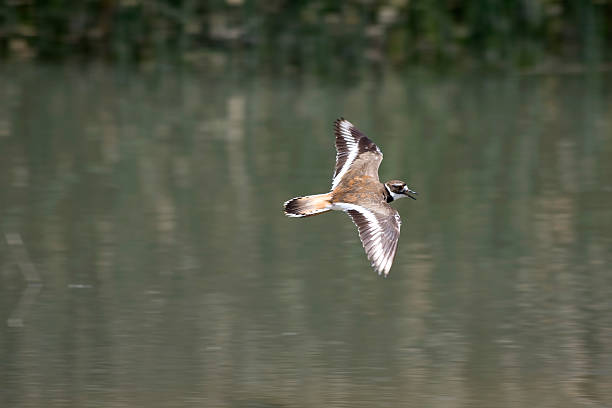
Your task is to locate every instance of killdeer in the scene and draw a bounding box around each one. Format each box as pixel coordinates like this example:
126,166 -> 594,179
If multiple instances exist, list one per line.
283,118 -> 417,276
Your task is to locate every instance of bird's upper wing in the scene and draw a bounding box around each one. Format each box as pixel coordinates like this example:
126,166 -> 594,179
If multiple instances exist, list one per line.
335,202 -> 401,276
332,118 -> 383,190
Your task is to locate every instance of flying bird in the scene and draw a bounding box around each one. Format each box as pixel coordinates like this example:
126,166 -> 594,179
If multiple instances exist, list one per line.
283,118 -> 417,276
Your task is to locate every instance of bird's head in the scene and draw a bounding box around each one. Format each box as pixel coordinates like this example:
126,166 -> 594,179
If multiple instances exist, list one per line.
384,180 -> 418,201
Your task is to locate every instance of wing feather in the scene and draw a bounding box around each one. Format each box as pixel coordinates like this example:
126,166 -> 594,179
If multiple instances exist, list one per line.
335,203 -> 401,276
332,118 -> 383,190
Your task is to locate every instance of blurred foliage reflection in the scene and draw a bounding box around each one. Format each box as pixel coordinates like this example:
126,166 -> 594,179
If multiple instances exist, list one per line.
1,0 -> 611,70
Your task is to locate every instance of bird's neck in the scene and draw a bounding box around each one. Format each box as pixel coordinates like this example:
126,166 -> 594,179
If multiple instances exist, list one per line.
384,184 -> 394,203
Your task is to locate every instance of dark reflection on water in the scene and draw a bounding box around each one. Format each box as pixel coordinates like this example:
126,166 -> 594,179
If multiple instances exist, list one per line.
1,64 -> 612,407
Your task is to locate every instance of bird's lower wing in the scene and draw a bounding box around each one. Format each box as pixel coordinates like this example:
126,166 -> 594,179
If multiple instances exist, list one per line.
335,202 -> 401,276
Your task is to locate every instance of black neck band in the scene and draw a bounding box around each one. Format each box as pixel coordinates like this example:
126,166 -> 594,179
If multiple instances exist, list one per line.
384,185 -> 394,203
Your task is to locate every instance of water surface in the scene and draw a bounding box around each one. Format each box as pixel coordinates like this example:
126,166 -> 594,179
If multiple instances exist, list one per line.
1,64 -> 612,407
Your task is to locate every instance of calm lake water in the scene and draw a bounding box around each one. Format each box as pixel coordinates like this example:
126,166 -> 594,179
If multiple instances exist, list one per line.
1,64 -> 612,407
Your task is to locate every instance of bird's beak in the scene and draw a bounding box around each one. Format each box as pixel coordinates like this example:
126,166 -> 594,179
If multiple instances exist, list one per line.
404,186 -> 418,200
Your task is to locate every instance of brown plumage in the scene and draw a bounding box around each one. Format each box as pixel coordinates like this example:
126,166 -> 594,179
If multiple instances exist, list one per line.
283,118 -> 417,276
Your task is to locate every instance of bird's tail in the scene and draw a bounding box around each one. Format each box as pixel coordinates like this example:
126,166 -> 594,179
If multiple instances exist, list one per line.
283,193 -> 332,217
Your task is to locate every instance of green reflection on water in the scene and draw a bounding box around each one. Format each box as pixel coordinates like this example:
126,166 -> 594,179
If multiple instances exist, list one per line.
1,64 -> 612,407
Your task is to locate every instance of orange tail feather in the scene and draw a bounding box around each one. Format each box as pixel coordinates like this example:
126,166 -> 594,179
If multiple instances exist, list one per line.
283,193 -> 332,217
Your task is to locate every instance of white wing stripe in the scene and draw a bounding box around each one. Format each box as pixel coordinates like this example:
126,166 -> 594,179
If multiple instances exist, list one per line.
333,203 -> 390,273
333,202 -> 401,276
331,121 -> 360,190
382,246 -> 394,274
